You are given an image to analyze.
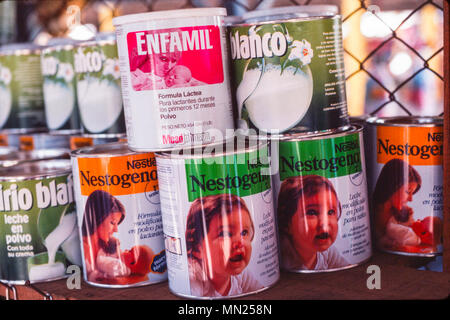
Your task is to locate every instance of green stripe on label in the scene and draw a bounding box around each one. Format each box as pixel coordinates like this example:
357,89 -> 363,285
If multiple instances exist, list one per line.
185,147 -> 271,201
279,133 -> 362,180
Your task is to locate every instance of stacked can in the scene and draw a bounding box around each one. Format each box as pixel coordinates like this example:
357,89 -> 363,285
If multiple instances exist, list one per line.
112,7 -> 235,151
73,32 -> 126,147
228,6 -> 372,273
155,137 -> 280,298
228,5 -> 349,134
365,116 -> 443,257
41,38 -> 81,134
71,142 -> 167,288
0,159 -> 82,284
0,43 -> 46,131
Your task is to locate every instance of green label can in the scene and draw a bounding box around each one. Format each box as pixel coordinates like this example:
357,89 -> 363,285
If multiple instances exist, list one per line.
274,126 -> 372,272
229,10 -> 348,133
74,34 -> 126,135
0,44 -> 46,130
41,41 -> 81,133
156,139 -> 280,298
0,160 -> 81,284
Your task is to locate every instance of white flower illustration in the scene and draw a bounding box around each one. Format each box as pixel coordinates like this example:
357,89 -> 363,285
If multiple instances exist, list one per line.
104,58 -> 120,80
1,66 -> 12,85
57,63 -> 74,82
288,39 -> 314,66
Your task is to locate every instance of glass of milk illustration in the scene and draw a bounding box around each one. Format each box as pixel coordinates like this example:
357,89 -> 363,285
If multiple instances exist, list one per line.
27,203 -> 82,282
235,25 -> 313,133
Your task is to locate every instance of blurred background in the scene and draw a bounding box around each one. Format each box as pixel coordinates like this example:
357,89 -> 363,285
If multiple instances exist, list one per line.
0,0 -> 444,118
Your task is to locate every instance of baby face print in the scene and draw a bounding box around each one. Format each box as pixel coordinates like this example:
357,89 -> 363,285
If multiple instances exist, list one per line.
289,186 -> 339,253
203,208 -> 254,277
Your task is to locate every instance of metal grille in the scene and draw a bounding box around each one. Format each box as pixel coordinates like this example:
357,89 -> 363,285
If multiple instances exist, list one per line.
24,0 -> 447,117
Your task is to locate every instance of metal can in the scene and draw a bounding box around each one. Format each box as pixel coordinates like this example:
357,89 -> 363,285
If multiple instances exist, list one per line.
0,43 -> 46,130
18,132 -> 71,151
113,8 -> 235,151
69,133 -> 126,151
0,128 -> 48,149
0,148 -> 70,168
366,116 -> 443,257
155,137 -> 280,298
228,5 -> 349,133
0,159 -> 81,284
273,125 -> 372,272
41,39 -> 82,133
74,34 -> 126,135
71,142 -> 167,288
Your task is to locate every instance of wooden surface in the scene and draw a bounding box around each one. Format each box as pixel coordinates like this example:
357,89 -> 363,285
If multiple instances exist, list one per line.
443,0 -> 450,274
1,252 -> 448,300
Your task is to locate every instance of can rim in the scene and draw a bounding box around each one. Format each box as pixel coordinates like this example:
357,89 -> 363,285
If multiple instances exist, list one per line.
0,159 -> 72,181
70,141 -> 144,158
254,125 -> 360,142
366,116 -> 443,127
241,5 -> 339,22
0,128 -> 48,135
155,136 -> 268,160
112,7 -> 227,26
42,43 -> 75,53
233,13 -> 340,28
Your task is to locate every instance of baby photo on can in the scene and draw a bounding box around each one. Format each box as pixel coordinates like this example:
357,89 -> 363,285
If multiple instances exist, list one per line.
366,117 -> 444,256
185,194 -> 263,297
274,126 -> 372,272
278,175 -> 349,270
71,143 -> 167,287
156,140 -> 280,298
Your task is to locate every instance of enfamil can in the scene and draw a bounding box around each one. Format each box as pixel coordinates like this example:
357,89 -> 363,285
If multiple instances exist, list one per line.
113,8 -> 234,151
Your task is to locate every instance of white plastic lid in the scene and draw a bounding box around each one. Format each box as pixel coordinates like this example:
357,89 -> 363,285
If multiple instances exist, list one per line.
242,5 -> 339,22
112,7 -> 227,26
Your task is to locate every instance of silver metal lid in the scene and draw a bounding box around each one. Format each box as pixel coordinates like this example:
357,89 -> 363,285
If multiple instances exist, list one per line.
0,43 -> 44,55
366,116 -> 443,127
272,125 -> 361,142
0,149 -> 70,168
241,5 -> 339,23
0,159 -> 72,181
0,128 -> 48,135
156,135 -> 268,160
71,141 -> 141,158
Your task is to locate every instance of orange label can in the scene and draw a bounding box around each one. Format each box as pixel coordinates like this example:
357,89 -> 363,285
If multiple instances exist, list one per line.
366,117 -> 443,256
71,142 -> 167,287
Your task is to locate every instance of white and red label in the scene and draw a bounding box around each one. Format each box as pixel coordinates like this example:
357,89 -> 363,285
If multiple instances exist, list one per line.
126,26 -> 224,91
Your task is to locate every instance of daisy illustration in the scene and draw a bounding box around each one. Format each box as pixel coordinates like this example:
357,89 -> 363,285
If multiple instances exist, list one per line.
104,58 -> 121,80
57,63 -> 74,82
289,40 -> 314,66
0,66 -> 12,85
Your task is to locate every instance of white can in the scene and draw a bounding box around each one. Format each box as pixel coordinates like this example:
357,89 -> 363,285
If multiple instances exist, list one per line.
155,138 -> 280,299
113,8 -> 235,151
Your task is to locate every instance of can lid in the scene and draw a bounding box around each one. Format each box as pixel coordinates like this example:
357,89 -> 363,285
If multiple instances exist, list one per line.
0,149 -> 70,168
156,135 -> 268,160
0,128 -> 48,135
366,116 -> 443,127
46,37 -> 79,47
95,32 -> 116,42
71,141 -> 141,158
112,7 -> 227,26
241,5 -> 339,22
0,42 -> 44,55
0,159 -> 72,181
